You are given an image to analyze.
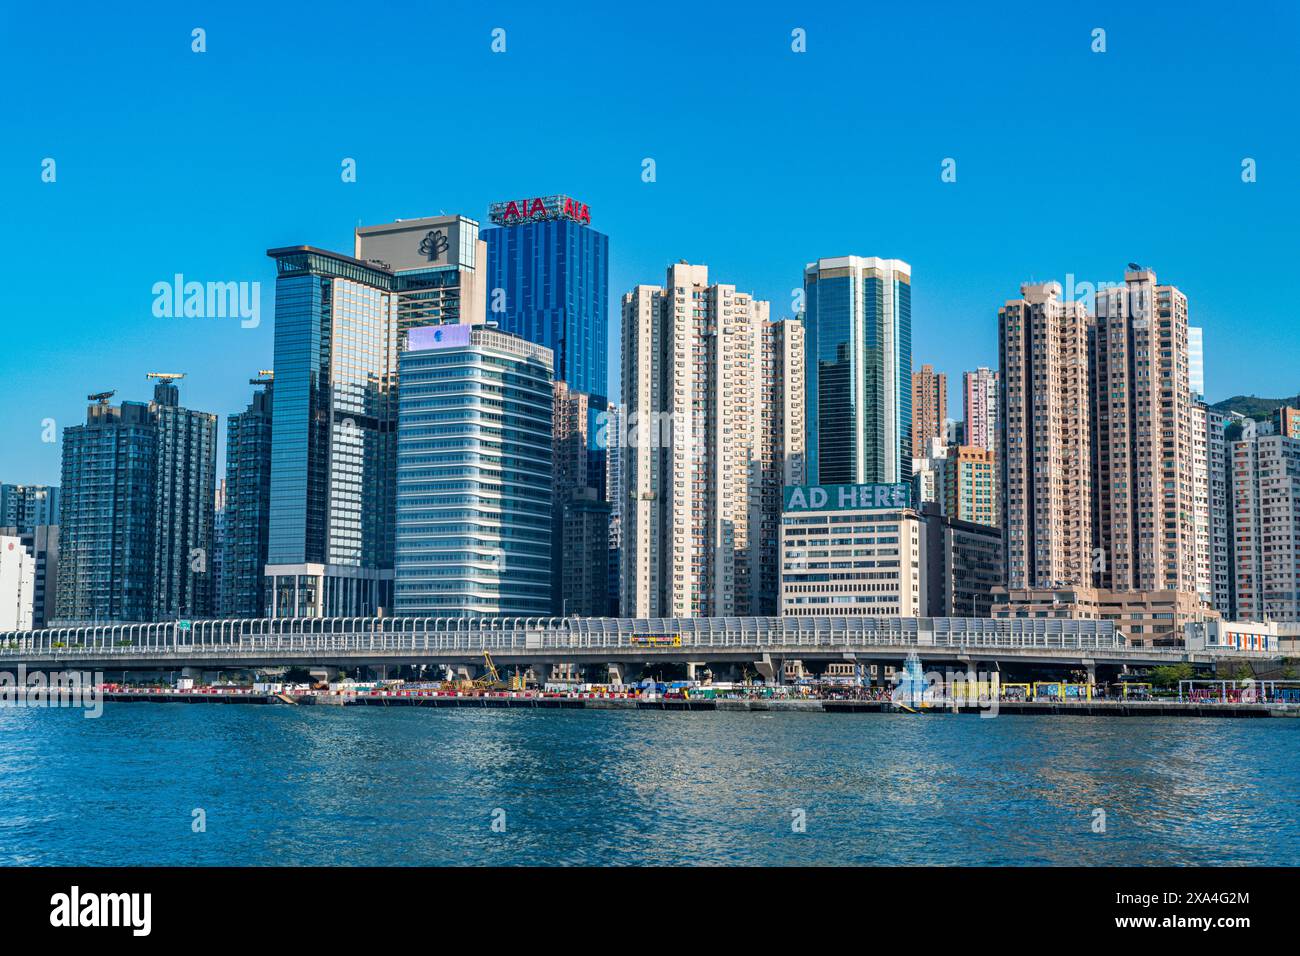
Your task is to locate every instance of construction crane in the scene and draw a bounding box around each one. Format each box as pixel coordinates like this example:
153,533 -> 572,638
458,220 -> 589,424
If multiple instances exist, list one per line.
249,370 -> 274,386
473,651 -> 504,690
87,390 -> 116,405
145,372 -> 186,383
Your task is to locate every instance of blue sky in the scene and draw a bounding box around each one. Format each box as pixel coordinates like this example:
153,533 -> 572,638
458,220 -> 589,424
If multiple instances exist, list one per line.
2,0 -> 1297,485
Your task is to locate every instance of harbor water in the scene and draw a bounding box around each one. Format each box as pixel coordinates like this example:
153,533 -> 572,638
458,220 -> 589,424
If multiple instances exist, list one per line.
0,705 -> 1295,866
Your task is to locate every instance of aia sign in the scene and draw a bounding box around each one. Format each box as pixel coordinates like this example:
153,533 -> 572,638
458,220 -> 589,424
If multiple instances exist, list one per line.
489,194 -> 591,226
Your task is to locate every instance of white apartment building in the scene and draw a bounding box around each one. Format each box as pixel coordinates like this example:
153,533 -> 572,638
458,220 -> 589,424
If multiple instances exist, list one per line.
620,262 -> 802,618
0,535 -> 36,632
1231,430 -> 1300,622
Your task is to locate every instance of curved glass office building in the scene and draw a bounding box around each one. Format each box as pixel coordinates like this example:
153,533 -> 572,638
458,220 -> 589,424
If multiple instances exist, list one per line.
803,256 -> 912,486
395,325 -> 554,617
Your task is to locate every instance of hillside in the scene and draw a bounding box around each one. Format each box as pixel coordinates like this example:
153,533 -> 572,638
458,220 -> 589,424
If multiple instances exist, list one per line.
1211,393 -> 1300,420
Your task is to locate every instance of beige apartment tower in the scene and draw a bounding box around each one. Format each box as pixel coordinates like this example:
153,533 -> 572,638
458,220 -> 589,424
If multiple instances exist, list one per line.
911,364 -> 947,458
998,281 -> 1093,589
619,263 -> 803,618
1090,268 -> 1197,593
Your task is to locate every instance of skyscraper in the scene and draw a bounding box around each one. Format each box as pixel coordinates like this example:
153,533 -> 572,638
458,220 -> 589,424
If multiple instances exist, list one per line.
56,380 -> 216,624
962,367 -> 999,452
484,195 -> 607,403
222,374 -> 274,617
1206,405 -> 1232,616
0,485 -> 60,531
266,217 -> 487,617
1230,428 -> 1300,622
485,195 -> 611,616
754,318 -> 807,614
264,246 -> 398,617
803,256 -> 912,485
149,377 -> 218,621
911,364 -> 947,458
395,325 -> 553,617
999,281 -> 1092,589
1091,268 -> 1197,593
620,263 -> 798,618
553,381 -> 611,616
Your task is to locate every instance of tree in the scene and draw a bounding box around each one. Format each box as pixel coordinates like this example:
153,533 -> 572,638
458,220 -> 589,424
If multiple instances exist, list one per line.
1148,663 -> 1193,689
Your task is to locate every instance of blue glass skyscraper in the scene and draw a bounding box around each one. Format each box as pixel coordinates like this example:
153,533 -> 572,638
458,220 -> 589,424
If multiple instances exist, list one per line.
484,195 -> 608,412
803,256 -> 913,486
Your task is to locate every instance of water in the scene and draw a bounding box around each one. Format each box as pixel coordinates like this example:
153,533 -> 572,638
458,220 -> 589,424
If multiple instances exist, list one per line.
1,705 -> 1296,866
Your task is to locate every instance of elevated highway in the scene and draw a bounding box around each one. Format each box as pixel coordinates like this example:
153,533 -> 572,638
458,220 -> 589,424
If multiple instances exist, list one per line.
0,616 -> 1267,675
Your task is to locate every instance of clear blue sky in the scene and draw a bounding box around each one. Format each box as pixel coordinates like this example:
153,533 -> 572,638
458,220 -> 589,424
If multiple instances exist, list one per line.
2,0 -> 1297,486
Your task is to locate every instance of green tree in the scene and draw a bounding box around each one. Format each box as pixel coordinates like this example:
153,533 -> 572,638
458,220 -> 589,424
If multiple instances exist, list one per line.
1148,663 -> 1193,688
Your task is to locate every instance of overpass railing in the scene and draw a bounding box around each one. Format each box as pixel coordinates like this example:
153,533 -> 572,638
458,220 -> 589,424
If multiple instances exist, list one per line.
0,615 -> 1147,658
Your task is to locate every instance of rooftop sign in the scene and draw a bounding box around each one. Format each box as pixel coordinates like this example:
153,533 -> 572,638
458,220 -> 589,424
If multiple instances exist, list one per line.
489,195 -> 591,227
407,324 -> 472,351
783,483 -> 912,513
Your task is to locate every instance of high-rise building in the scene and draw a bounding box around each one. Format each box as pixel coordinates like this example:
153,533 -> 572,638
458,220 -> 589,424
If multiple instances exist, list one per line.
754,318 -> 807,615
264,247 -> 399,618
944,445 -> 998,528
213,478 -> 226,617
484,195 -> 607,405
999,281 -> 1093,589
803,256 -> 912,486
911,364 -> 947,458
1230,429 -> 1300,622
962,367 -> 999,452
149,378 -> 218,621
620,263 -> 798,617
604,402 -> 624,613
222,375 -> 274,617
911,436 -> 949,511
0,526 -> 58,630
552,381 -> 611,616
0,535 -> 35,631
395,325 -> 553,617
353,214 -> 488,329
1273,406 -> 1300,440
1188,326 -> 1205,400
1206,405 -> 1232,617
1091,268 -> 1197,594
56,381 -> 216,624
266,218 -> 487,617
0,485 -> 60,532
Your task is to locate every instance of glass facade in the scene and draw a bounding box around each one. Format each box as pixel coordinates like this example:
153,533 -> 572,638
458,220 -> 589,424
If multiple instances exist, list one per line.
395,328 -> 554,617
804,257 -> 912,486
265,248 -> 399,617
221,380 -> 273,616
485,218 -> 608,403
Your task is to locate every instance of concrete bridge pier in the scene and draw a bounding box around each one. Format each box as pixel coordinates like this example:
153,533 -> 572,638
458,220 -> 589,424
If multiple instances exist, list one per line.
605,662 -> 627,686
686,661 -> 707,681
753,654 -> 777,683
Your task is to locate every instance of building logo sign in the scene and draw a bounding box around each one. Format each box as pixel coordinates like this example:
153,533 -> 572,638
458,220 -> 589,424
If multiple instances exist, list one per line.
418,229 -> 450,262
489,194 -> 591,227
782,483 -> 911,513
407,323 -> 472,351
